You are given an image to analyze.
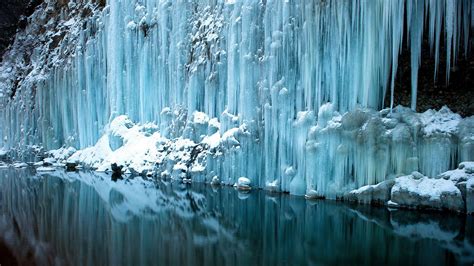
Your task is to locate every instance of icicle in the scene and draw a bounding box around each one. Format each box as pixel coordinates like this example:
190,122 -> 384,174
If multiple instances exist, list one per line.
409,0 -> 424,111
445,0 -> 455,84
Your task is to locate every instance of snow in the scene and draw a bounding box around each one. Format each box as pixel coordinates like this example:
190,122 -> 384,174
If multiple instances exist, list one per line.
192,112 -> 209,125
419,106 -> 462,136
235,177 -> 251,190
202,132 -> 221,149
305,189 -> 324,199
43,158 -> 56,165
47,147 -> 77,161
126,21 -> 137,30
387,200 -> 398,207
12,163 -> 27,168
211,176 -> 220,185
69,116 -> 165,173
437,162 -> 474,182
36,167 -> 56,172
346,162 -> 474,212
44,115 -> 250,184
266,179 -> 279,191
459,162 -> 474,173
63,18 -> 76,27
391,174 -> 460,201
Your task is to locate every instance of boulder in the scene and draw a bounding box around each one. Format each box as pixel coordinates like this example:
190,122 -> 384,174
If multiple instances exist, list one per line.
305,189 -> 325,200
345,179 -> 395,205
391,174 -> 464,212
235,177 -> 251,191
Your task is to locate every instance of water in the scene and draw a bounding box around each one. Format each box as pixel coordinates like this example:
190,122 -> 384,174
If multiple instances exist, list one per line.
0,168 -> 472,266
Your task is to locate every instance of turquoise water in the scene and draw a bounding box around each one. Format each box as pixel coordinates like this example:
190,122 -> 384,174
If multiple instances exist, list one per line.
0,168 -> 472,265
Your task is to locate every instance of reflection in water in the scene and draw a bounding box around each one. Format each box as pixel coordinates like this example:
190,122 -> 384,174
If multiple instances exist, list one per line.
0,168 -> 473,265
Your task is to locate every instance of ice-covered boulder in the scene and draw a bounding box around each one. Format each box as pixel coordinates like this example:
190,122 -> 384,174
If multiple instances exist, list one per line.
235,177 -> 251,191
211,176 -> 220,186
305,189 -> 325,200
266,179 -> 279,192
459,162 -> 474,174
345,179 -> 395,205
12,162 -> 28,168
391,173 -> 464,212
347,162 -> 474,213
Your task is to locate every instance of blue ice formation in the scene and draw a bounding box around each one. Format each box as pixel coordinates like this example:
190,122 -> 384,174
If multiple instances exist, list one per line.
0,0 -> 473,196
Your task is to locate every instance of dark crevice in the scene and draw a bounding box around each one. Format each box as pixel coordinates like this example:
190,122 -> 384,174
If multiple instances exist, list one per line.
0,0 -> 43,60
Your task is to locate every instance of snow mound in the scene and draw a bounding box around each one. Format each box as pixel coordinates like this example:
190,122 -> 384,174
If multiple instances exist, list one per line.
390,171 -> 465,212
419,106 -> 462,136
50,114 -> 245,181
68,115 -> 165,173
235,177 -> 251,190
346,162 -> 474,213
345,180 -> 395,204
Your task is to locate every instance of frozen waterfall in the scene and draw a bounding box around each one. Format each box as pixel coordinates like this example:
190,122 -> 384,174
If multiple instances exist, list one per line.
0,0 -> 473,197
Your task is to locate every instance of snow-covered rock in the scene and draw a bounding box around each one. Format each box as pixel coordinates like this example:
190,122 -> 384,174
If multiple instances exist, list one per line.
346,162 -> 474,213
266,179 -> 279,192
12,162 -> 27,168
305,189 -> 325,200
210,176 -> 220,186
43,157 -> 56,166
390,173 -> 464,211
36,167 -> 56,172
419,106 -> 462,137
47,147 -> 77,161
459,161 -> 474,174
235,177 -> 251,191
345,179 -> 395,205
41,115 -> 246,184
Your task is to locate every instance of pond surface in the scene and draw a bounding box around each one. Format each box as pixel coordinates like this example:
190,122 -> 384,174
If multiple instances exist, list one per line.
0,168 -> 473,266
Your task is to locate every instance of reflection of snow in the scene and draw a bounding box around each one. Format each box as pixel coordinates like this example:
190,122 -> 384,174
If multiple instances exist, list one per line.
43,170 -> 207,222
391,220 -> 458,242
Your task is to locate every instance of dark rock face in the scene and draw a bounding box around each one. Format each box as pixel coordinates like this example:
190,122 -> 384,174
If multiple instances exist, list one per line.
385,28 -> 474,117
0,0 -> 42,60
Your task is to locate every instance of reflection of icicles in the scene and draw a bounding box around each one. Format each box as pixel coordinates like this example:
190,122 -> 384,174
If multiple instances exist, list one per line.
0,168 -> 246,265
1,168 -> 473,264
347,205 -> 474,264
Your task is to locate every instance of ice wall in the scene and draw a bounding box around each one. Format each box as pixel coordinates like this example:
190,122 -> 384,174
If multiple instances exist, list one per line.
0,0 -> 473,196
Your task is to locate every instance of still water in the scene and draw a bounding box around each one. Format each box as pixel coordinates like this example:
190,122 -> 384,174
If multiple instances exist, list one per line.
0,168 -> 472,266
